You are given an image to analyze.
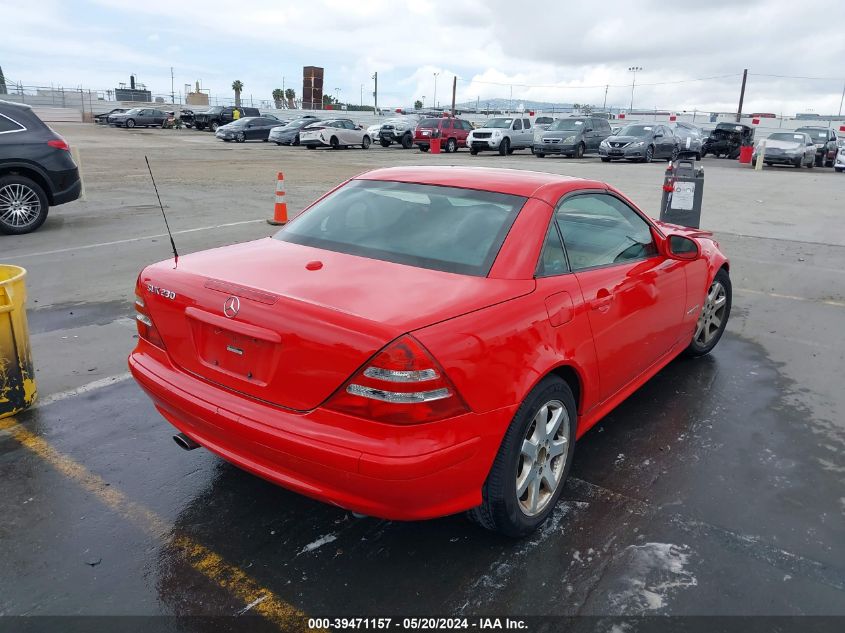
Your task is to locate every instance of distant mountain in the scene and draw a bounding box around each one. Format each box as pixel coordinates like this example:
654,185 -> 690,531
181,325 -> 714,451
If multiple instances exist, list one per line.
455,97 -> 582,112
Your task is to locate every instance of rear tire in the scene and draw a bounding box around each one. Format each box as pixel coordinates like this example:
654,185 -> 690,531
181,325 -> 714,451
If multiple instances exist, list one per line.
470,149 -> 478,155
0,174 -> 50,235
446,138 -> 457,153
684,268 -> 731,357
600,157 -> 611,162
535,153 -> 545,158
380,139 -> 390,147
419,145 -> 429,153
467,376 -> 577,538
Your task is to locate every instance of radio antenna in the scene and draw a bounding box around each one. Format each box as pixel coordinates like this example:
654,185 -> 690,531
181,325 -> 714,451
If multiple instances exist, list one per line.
144,155 -> 179,267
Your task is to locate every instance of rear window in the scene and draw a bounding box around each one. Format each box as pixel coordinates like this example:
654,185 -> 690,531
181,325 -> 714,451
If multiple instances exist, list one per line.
0,113 -> 26,133
275,180 -> 527,276
419,118 -> 441,128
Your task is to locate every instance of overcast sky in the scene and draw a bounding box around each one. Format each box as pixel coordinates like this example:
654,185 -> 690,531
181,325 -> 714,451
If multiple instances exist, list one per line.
2,0 -> 844,115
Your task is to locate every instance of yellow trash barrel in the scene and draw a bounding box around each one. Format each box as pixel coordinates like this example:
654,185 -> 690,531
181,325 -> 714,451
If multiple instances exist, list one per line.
0,265 -> 37,419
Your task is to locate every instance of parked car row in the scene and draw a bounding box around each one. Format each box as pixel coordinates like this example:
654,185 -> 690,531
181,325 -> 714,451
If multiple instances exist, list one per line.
95,105 -> 845,171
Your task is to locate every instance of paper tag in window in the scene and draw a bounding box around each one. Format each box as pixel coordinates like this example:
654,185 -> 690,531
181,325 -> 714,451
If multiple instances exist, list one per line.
671,182 -> 695,211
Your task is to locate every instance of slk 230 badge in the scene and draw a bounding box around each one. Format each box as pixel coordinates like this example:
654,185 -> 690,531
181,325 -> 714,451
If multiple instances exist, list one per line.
146,283 -> 177,300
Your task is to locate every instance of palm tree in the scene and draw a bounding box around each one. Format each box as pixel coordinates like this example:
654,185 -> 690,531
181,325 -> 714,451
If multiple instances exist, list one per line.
284,88 -> 296,109
272,88 -> 284,109
232,80 -> 244,107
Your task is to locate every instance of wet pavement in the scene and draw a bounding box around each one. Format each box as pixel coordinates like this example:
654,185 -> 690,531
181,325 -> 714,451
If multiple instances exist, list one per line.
1,124 -> 844,631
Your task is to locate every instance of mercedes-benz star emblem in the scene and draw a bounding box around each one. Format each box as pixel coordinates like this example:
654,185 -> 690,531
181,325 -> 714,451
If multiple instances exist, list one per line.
223,296 -> 240,319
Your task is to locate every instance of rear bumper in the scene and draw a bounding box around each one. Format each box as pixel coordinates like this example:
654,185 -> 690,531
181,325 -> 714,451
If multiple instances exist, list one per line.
51,174 -> 82,206
129,346 -> 513,520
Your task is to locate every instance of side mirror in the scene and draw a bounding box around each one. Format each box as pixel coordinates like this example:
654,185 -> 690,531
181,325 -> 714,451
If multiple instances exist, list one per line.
584,128 -> 593,132
654,132 -> 663,138
666,234 -> 700,260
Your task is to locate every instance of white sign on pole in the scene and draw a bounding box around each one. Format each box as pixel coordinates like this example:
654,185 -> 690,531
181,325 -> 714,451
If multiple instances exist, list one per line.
671,182 -> 695,211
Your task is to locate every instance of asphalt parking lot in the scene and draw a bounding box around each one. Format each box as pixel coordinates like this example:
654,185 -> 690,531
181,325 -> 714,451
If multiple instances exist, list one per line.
1,123 -> 844,630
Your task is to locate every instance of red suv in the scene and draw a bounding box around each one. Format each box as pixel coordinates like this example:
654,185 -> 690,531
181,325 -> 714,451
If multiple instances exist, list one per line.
414,117 -> 473,153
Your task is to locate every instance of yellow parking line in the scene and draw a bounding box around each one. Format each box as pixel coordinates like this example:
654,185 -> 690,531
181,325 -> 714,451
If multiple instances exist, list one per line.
0,416 -> 318,631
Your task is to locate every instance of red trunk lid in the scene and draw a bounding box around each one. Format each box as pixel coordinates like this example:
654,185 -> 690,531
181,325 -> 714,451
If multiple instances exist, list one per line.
140,238 -> 534,411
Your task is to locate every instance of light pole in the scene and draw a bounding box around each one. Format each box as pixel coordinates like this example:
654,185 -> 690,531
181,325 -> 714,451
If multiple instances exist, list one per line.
422,95 -> 426,107
433,72 -> 440,109
628,66 -> 642,112
334,87 -> 340,106
838,79 -> 845,117
360,84 -> 363,108
372,72 -> 378,115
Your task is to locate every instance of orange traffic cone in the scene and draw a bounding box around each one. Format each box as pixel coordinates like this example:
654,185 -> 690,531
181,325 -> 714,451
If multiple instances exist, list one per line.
267,172 -> 288,225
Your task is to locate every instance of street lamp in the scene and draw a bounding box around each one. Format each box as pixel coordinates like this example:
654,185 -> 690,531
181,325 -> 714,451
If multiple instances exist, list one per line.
422,95 -> 426,107
628,66 -> 643,112
433,72 -> 440,109
334,87 -> 340,104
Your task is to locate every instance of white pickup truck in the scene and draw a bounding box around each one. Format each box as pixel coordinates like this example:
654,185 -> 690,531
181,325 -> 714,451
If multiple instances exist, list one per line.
467,117 -> 534,155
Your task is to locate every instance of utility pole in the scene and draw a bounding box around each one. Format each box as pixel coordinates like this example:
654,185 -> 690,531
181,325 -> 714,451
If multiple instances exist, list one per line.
433,72 -> 440,109
372,72 -> 378,115
838,79 -> 845,117
451,75 -> 457,116
603,84 -> 608,111
628,66 -> 642,111
736,68 -> 748,122
170,67 -> 175,104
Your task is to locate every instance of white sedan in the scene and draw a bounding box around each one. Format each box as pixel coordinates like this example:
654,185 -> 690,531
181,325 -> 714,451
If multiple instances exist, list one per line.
300,119 -> 371,149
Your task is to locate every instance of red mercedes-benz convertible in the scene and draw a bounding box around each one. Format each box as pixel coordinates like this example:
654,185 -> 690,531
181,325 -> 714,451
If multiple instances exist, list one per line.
129,166 -> 730,536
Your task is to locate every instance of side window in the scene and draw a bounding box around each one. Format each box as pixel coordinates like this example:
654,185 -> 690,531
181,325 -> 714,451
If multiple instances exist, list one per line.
523,118 -> 531,129
344,120 -> 355,129
556,193 -> 657,271
463,120 -> 473,131
536,221 -> 568,277
0,114 -> 25,133
513,119 -> 522,130
441,119 -> 452,130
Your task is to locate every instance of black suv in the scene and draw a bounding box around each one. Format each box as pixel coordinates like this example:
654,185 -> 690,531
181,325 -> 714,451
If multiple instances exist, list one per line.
795,126 -> 839,167
193,106 -> 260,131
0,100 -> 81,234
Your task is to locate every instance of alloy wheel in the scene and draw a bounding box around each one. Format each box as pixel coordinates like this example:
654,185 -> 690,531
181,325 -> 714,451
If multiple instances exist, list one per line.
0,183 -> 42,229
515,400 -> 570,516
694,280 -> 727,346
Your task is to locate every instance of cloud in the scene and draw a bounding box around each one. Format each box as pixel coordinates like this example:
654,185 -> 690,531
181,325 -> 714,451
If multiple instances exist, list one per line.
0,0 -> 843,114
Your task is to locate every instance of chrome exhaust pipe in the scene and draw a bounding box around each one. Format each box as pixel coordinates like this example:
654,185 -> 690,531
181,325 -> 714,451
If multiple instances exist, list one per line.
173,433 -> 200,451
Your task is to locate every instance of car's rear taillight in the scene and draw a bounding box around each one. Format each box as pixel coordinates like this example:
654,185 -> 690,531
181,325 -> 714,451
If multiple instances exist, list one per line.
47,139 -> 70,151
325,335 -> 469,424
135,292 -> 165,349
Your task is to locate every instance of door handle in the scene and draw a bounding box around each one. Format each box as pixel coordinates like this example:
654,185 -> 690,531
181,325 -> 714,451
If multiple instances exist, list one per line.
590,290 -> 613,313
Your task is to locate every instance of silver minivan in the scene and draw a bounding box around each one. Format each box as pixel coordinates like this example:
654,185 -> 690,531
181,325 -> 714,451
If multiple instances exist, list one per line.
534,117 -> 612,158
